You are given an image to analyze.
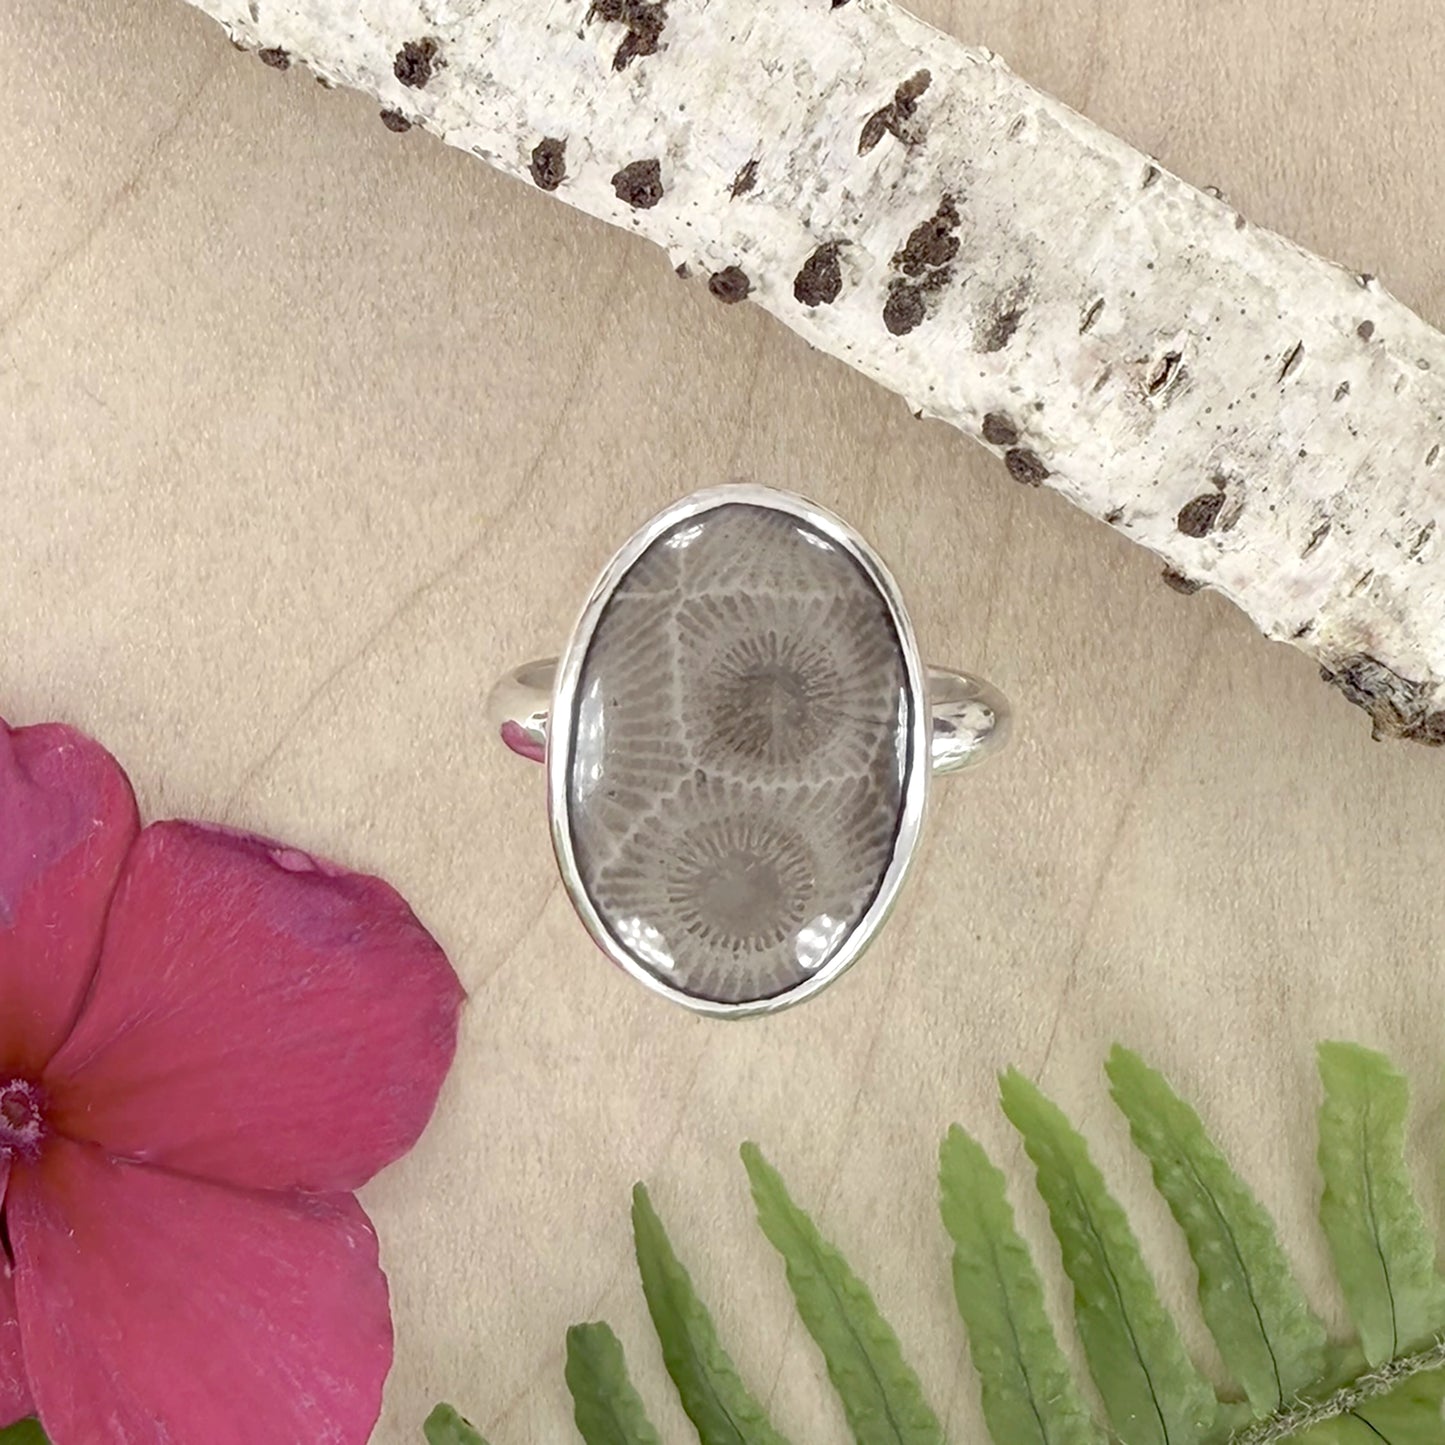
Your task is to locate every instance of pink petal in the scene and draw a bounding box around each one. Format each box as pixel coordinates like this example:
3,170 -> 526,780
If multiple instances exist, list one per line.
0,720 -> 139,1074
0,1162 -> 35,1430
8,1137 -> 391,1445
47,822 -> 464,1193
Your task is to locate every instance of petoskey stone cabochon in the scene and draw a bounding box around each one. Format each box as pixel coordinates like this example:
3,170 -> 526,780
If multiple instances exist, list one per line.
561,500 -> 916,1006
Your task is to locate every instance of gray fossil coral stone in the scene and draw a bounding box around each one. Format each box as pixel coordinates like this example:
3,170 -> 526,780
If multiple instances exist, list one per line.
567,503 -> 912,1004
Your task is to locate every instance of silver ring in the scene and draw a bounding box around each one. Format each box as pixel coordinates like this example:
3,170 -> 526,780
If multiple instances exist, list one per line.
489,485 -> 1010,1017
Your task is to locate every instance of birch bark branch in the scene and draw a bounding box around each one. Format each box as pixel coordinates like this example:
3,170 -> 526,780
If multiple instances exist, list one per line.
191,0 -> 1445,743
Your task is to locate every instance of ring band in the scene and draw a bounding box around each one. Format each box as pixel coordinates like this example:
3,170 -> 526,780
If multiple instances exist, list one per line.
489,484 -> 1011,1017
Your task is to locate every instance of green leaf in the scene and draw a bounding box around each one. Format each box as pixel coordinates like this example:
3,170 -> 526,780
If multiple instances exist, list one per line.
424,1403 -> 492,1444
741,1142 -> 945,1445
1295,1366 -> 1445,1444
1351,1364 -> 1445,1441
938,1125 -> 1105,1445
632,1182 -> 793,1445
0,1424 -> 48,1445
1317,1043 -> 1445,1366
565,1323 -> 665,1445
998,1070 -> 1220,1445
1106,1046 -> 1329,1414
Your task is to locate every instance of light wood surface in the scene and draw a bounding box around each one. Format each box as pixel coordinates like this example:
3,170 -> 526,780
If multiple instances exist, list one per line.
3,3 -> 1444,1441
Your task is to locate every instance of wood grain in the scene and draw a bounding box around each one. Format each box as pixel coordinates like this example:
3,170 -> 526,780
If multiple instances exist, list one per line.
1,3 -> 1443,1441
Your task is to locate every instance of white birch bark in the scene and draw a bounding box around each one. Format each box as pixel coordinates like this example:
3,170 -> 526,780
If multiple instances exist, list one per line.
191,0 -> 1445,743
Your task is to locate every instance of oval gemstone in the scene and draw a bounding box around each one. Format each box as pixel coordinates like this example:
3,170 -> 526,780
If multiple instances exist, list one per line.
562,500 -> 914,1006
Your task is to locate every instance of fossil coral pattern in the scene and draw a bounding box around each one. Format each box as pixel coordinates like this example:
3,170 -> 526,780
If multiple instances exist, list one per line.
567,504 -> 910,1003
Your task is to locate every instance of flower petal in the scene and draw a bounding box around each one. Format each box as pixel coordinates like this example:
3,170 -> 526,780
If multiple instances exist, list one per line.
0,1162 -> 36,1430
0,720 -> 139,1074
8,1137 -> 391,1445
47,822 -> 464,1192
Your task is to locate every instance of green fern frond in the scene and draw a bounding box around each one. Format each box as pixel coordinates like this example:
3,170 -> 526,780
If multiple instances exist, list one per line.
424,1403 -> 491,1444
632,1182 -> 792,1445
1106,1046 -> 1329,1415
1000,1067 -> 1221,1444
565,1322 -> 665,1445
742,1142 -> 945,1445
939,1124 -> 1104,1445
1316,1043 -> 1445,1366
432,1042 -> 1445,1445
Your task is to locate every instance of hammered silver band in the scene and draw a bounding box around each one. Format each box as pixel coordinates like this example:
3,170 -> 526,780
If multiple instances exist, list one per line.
488,659 -> 1011,775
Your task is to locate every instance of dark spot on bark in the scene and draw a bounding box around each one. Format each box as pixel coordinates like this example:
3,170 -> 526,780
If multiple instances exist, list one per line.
858,110 -> 891,155
980,304 -> 1024,353
530,138 -> 567,191
1302,521 -> 1331,557
1320,653 -> 1445,744
258,47 -> 290,70
1105,507 -> 1125,525
708,266 -> 751,303
883,284 -> 926,335
881,196 -> 959,332
394,38 -> 439,88
982,413 -> 1018,446
1428,443 -> 1441,466
1334,380 -> 1350,401
1147,350 -> 1183,396
1409,521 -> 1436,559
1161,568 -> 1202,594
1203,184 -> 1225,200
379,109 -> 412,133
1357,272 -> 1375,289
896,197 -> 959,275
588,1 -> 669,71
612,158 -> 663,208
859,69 -> 932,154
1177,492 -> 1225,537
248,0 -> 259,17
315,74 -> 334,88
729,159 -> 759,198
675,262 -> 689,278
1278,340 -> 1304,381
1142,163 -> 1160,188
896,68 -> 932,104
1234,212 -> 1247,229
1080,297 -> 1104,333
794,243 -> 843,306
1004,448 -> 1049,485
832,0 -> 851,7
1357,319 -> 1375,340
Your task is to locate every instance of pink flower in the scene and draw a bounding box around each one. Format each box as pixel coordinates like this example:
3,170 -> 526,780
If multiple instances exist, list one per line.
0,718 -> 465,1443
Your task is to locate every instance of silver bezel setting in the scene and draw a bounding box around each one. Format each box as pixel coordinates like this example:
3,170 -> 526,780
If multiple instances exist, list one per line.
546,484 -> 931,1019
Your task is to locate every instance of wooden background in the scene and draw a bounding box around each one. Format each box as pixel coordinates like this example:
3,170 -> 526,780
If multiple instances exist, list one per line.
3,2 -> 1444,1439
